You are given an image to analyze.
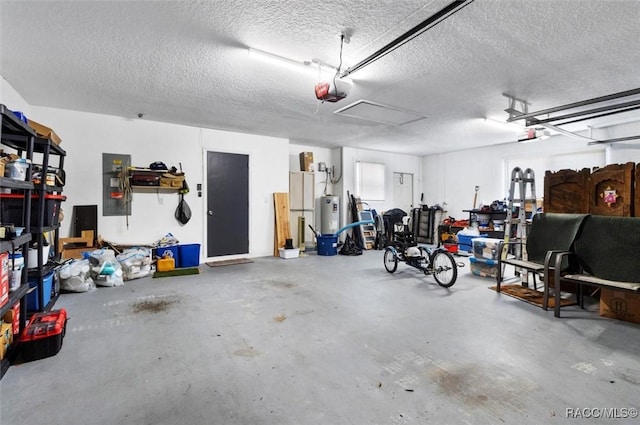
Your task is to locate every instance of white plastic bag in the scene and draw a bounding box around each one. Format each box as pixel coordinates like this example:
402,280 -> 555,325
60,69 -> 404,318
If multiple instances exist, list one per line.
59,259 -> 96,292
86,249 -> 124,287
117,247 -> 152,281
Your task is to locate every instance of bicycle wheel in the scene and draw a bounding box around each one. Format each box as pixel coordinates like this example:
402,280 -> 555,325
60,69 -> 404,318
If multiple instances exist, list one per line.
384,248 -> 398,273
431,251 -> 457,287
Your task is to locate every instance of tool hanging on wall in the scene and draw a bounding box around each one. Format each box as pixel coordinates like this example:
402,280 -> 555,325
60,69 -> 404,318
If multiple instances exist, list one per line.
473,185 -> 479,209
175,163 -> 191,225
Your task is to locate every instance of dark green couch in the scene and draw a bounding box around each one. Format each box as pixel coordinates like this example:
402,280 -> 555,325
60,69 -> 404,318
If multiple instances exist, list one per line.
496,212 -> 589,310
549,215 -> 640,318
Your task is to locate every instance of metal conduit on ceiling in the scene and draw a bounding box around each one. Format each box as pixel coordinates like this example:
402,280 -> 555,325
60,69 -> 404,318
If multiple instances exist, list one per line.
339,0 -> 475,78
506,88 -> 640,145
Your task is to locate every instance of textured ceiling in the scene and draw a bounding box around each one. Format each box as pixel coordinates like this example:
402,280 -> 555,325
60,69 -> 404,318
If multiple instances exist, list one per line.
1,0 -> 639,155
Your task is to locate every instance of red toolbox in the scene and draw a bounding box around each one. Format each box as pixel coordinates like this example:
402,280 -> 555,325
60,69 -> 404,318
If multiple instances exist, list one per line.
20,308 -> 67,361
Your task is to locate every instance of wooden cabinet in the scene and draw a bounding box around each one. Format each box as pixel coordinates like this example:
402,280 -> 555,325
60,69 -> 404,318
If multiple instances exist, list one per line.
589,162 -> 634,216
544,164 -> 636,216
289,172 -> 315,249
544,168 -> 590,213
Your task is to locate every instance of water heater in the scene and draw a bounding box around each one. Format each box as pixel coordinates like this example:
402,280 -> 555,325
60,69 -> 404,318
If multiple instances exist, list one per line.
320,196 -> 340,235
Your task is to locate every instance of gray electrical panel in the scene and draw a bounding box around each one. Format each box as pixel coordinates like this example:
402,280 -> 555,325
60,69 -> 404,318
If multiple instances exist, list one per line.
102,153 -> 131,216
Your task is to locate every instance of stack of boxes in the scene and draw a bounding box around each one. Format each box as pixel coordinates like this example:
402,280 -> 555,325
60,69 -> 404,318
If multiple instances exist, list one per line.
469,237 -> 502,278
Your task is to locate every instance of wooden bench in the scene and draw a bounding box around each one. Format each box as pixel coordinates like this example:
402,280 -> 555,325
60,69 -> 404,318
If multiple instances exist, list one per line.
547,215 -> 640,318
496,213 -> 589,310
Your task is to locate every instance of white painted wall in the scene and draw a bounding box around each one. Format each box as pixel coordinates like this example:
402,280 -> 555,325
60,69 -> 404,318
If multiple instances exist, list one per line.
26,106 -> 289,259
421,137 -> 608,220
340,147 -> 422,230
607,143 -> 640,164
0,76 -> 31,115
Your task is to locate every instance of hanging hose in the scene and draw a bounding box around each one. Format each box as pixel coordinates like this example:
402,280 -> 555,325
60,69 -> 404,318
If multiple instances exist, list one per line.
119,167 -> 132,229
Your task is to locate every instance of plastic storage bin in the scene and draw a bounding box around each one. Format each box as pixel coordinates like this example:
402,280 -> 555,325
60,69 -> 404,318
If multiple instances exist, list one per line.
178,243 -> 200,267
20,308 -> 67,361
154,246 -> 180,268
26,271 -> 54,311
469,257 -> 498,279
8,252 -> 24,291
3,159 -> 29,180
0,193 -> 66,227
278,247 -> 300,259
317,234 -> 338,256
457,233 -> 487,253
472,237 -> 502,260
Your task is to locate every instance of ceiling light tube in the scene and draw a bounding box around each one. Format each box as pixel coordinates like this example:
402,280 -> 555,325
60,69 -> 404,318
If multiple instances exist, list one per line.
248,48 -> 352,83
248,48 -> 309,71
483,117 -> 524,130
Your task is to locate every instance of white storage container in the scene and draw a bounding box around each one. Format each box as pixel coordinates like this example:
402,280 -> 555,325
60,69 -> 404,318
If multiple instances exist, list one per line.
278,248 -> 300,259
28,244 -> 50,269
4,159 -> 29,181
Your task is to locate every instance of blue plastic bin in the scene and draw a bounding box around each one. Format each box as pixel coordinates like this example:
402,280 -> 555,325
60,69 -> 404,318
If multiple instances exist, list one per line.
155,246 -> 180,266
178,244 -> 201,267
27,271 -> 54,311
457,233 -> 487,253
317,234 -> 338,256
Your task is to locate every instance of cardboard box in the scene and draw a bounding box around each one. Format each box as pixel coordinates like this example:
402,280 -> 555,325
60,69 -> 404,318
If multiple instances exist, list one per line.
525,199 -> 544,213
0,252 -> 8,309
600,288 -> 640,324
299,152 -> 313,172
27,119 -> 62,145
3,302 -> 20,336
0,322 -> 13,360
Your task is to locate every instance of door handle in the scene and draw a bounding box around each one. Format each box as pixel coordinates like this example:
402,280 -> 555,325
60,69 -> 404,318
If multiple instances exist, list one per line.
208,211 -> 213,216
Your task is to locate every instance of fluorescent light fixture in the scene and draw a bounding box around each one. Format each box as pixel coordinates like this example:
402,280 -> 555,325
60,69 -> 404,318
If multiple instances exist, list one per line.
248,48 -> 352,84
483,117 -> 524,130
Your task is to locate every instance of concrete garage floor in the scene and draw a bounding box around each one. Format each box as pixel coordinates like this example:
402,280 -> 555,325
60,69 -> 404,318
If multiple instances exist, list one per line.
1,250 -> 639,425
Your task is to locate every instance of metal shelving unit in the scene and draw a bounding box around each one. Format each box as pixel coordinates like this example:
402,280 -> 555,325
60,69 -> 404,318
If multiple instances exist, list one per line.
1,104 -> 66,379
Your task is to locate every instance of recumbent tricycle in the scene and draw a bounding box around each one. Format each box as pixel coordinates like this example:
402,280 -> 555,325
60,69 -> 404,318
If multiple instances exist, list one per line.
383,221 -> 460,287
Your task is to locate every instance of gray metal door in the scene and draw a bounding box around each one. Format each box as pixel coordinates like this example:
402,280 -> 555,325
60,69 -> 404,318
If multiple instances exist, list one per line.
207,151 -> 249,257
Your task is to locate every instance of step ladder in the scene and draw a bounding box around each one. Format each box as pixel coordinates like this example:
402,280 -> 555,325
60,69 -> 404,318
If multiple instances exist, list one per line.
500,167 -> 537,283
358,210 -> 377,250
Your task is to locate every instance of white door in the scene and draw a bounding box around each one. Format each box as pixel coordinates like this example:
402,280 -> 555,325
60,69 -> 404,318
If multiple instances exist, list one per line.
393,172 -> 413,214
